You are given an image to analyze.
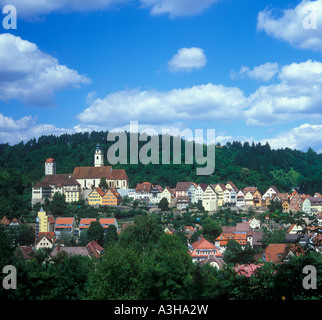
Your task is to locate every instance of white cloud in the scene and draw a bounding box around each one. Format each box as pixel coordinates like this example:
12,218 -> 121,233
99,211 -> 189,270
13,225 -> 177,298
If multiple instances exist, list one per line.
0,0 -> 219,18
261,123 -> 322,153
0,0 -> 130,18
0,113 -> 73,145
257,0 -> 322,52
140,0 -> 219,17
168,47 -> 207,72
77,83 -> 247,128
0,34 -> 90,107
245,60 -> 322,126
231,62 -> 279,82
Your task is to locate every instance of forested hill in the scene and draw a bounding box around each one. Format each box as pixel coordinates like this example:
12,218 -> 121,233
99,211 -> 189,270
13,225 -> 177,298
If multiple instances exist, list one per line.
0,131 -> 322,216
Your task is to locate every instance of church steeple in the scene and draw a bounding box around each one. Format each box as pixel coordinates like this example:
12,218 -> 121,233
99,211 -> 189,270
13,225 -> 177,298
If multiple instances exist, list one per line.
94,143 -> 104,167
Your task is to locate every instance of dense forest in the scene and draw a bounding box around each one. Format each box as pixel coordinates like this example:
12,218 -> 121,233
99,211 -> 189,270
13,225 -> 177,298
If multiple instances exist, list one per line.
1,130 -> 322,219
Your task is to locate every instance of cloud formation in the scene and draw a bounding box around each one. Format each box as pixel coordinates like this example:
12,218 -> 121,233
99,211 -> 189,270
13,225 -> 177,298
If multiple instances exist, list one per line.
231,62 -> 279,82
0,113 -> 72,144
246,60 -> 322,126
141,0 -> 219,17
76,83 -> 247,128
168,47 -> 207,72
0,0 -> 219,18
257,0 -> 322,51
0,34 -> 90,108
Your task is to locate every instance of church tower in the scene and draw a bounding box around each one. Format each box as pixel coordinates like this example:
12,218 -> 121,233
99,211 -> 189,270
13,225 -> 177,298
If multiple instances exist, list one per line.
45,158 -> 56,175
94,143 -> 104,167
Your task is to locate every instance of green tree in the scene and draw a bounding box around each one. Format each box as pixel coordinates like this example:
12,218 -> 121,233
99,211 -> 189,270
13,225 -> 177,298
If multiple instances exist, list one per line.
158,197 -> 169,211
119,214 -> 162,254
240,167 -> 251,181
262,229 -> 286,245
141,234 -> 195,299
268,199 -> 283,213
86,245 -> 143,299
201,217 -> 222,243
98,177 -> 108,190
104,224 -> 119,247
223,240 -> 257,265
87,221 -> 104,246
50,192 -> 67,216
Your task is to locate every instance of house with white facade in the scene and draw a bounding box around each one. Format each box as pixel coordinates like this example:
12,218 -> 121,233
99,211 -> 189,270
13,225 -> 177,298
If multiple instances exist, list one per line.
236,190 -> 245,207
224,187 -> 237,206
262,186 -> 280,200
249,217 -> 261,230
202,185 -> 218,212
195,183 -> 208,203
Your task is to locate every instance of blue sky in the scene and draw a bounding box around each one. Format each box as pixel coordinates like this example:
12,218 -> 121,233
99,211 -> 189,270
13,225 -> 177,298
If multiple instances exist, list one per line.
1,0 -> 322,152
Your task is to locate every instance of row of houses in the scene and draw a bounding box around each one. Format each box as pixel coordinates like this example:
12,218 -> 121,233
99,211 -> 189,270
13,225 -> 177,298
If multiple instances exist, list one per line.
187,214 -> 322,269
36,207 -> 119,238
124,181 -> 322,214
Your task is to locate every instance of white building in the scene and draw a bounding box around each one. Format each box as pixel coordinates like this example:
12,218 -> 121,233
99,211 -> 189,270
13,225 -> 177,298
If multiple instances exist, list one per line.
236,190 -> 245,207
202,185 -> 218,212
195,184 -> 207,203
262,186 -> 280,200
45,158 -> 56,175
94,143 -> 104,167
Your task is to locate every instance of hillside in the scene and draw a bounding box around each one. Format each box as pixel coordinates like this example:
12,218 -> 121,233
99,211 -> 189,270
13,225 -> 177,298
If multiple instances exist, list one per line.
1,131 -> 322,218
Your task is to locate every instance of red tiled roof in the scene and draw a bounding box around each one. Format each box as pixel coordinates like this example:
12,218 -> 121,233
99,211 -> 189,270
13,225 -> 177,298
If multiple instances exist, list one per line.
36,232 -> 55,243
198,183 -> 208,191
79,218 -> 97,229
72,166 -> 112,179
191,237 -> 216,250
135,182 -> 152,193
55,217 -> 74,226
86,240 -> 104,258
42,174 -> 80,186
176,182 -> 193,191
263,243 -> 298,263
0,216 -> 10,225
99,218 -> 117,228
45,158 -> 55,163
216,233 -> 247,246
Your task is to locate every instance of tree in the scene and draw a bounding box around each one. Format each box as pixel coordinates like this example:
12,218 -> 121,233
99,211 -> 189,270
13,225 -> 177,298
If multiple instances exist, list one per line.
50,192 -> 67,216
87,221 -> 104,246
86,245 -> 143,299
104,224 -> 119,247
223,240 -> 257,265
201,217 -> 222,244
158,198 -> 169,211
98,177 -> 108,190
262,229 -> 286,245
240,167 -> 251,181
119,214 -> 162,254
196,200 -> 205,212
141,234 -> 195,299
268,199 -> 283,213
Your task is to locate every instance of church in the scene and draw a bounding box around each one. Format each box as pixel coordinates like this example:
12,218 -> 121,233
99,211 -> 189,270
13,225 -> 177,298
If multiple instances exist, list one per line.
32,144 -> 129,205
